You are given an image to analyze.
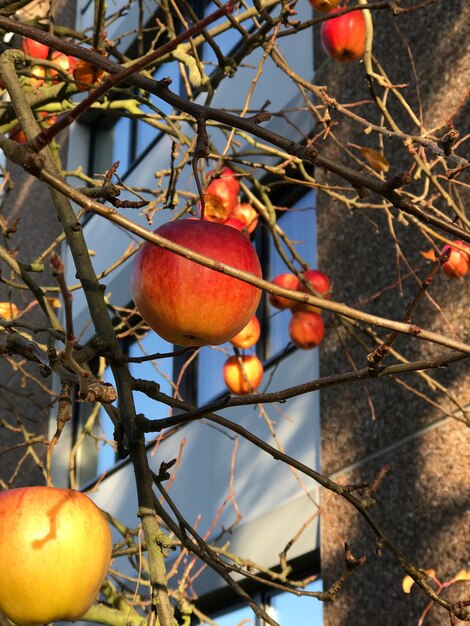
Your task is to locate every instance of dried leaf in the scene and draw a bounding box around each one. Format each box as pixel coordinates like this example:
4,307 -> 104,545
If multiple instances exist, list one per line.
453,569 -> 470,582
73,60 -> 105,92
402,569 -> 436,593
45,296 -> 62,309
358,147 -> 390,173
402,575 -> 414,593
420,249 -> 436,262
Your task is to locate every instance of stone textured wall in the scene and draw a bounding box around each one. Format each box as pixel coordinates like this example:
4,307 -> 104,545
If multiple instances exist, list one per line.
0,0 -> 76,487
0,160 -> 61,487
315,2 -> 470,624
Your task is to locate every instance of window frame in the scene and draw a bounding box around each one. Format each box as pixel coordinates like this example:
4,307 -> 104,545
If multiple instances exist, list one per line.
194,551 -> 322,625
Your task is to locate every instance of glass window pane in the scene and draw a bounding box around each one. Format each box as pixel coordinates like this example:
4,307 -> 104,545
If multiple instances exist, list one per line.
95,332 -> 175,477
197,342 -> 232,406
267,578 -> 323,624
152,61 -> 182,115
112,116 -> 132,173
97,365 -> 118,476
211,603 -> 256,626
135,61 -> 181,154
128,332 -> 175,428
202,1 -> 254,71
267,191 -> 317,359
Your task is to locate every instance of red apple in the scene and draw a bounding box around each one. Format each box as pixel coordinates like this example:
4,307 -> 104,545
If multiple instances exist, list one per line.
9,125 -> 28,143
203,167 -> 240,222
224,217 -> 246,232
50,50 -> 77,79
288,310 -> 325,349
230,315 -> 261,349
9,111 -> 57,143
131,219 -> 262,346
0,486 -> 112,626
295,269 -> 331,313
309,0 -> 340,12
21,37 -> 49,59
229,202 -> 259,234
269,272 -> 301,310
223,354 -> 264,395
320,7 -> 366,63
442,240 -> 470,278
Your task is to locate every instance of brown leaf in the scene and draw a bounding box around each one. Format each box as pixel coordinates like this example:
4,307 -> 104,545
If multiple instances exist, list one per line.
402,569 -> 436,594
45,296 -> 62,309
73,60 -> 106,92
453,569 -> 470,582
358,147 -> 390,173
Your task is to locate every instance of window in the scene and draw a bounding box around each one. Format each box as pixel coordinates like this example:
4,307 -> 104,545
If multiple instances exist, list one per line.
203,578 -> 323,625
60,0 -> 321,615
265,191 -> 317,359
211,604 -> 254,626
266,579 -> 323,624
70,330 -> 176,488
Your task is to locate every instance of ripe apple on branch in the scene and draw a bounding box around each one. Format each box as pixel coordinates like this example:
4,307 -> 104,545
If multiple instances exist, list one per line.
223,354 -> 264,395
131,219 -> 262,347
320,7 -> 366,63
295,269 -> 332,313
201,168 -> 259,234
269,270 -> 330,350
269,273 -> 301,310
203,167 -> 240,222
21,37 -> 49,59
230,315 -> 261,349
441,240 -> 470,278
50,50 -> 77,80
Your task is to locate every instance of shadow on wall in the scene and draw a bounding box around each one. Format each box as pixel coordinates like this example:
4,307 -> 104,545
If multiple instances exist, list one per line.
320,414 -> 470,626
312,1 -> 470,625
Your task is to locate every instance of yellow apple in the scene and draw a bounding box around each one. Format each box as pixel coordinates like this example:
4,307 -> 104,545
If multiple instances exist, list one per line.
223,354 -> 264,395
0,486 -> 112,626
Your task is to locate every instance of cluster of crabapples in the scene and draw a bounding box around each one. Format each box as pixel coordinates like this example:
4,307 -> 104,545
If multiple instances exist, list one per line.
201,168 -> 265,395
309,0 -> 366,64
270,270 -> 330,350
201,167 -> 259,234
131,168 -> 333,396
7,37 -> 100,142
131,167 -> 263,396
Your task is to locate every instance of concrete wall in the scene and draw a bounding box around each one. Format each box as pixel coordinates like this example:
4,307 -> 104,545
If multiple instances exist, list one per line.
314,2 -> 470,624
0,0 -> 76,487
